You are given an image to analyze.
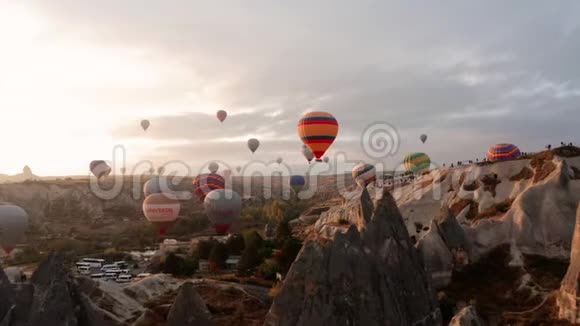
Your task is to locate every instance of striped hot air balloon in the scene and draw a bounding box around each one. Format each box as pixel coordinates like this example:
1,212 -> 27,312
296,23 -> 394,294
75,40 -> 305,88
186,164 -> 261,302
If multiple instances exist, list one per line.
403,152 -> 431,173
193,173 -> 225,201
352,163 -> 376,187
297,112 -> 338,161
486,143 -> 521,161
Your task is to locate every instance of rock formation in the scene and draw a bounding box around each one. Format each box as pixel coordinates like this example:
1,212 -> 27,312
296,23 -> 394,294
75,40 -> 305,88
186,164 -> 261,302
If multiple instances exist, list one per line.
557,203 -> 580,323
449,306 -> 486,326
0,253 -> 111,326
166,282 -> 212,326
264,187 -> 441,326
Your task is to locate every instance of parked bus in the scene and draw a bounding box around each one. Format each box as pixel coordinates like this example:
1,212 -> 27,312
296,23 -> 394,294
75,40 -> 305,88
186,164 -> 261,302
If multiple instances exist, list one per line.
81,258 -> 105,268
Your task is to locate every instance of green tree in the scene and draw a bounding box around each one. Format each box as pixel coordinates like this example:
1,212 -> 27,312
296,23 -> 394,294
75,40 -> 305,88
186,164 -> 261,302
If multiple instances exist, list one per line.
257,259 -> 281,280
163,252 -> 183,275
275,219 -> 292,244
196,239 -> 216,260
208,242 -> 229,270
243,230 -> 263,249
225,234 -> 245,255
237,244 -> 262,277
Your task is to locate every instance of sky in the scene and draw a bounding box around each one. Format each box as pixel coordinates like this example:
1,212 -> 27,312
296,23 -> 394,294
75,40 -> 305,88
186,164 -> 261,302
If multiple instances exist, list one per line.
1,1 -> 579,176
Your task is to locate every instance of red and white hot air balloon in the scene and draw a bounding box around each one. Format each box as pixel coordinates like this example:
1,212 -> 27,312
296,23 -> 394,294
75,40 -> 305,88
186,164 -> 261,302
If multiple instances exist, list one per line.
142,193 -> 181,235
204,189 -> 242,235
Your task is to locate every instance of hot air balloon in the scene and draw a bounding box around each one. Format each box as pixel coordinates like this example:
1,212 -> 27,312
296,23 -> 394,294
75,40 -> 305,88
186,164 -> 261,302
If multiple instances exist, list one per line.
223,169 -> 232,178
141,119 -> 150,131
352,163 -> 376,187
157,166 -> 165,175
148,168 -> 155,175
217,110 -> 227,123
486,144 -> 521,162
323,157 -> 329,164
289,175 -> 306,194
208,162 -> 219,174
90,160 -> 111,178
301,145 -> 315,163
403,152 -> 431,174
297,111 -> 338,161
143,194 -> 180,235
236,166 -> 242,173
193,173 -> 225,201
143,176 -> 171,197
276,157 -> 283,165
0,204 -> 28,254
120,167 -> 127,175
204,189 -> 242,234
420,134 -> 428,144
248,138 -> 260,154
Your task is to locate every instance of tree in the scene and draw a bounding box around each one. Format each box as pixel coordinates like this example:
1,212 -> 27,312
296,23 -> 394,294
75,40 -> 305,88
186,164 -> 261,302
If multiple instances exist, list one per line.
257,259 -> 281,280
278,238 -> 302,273
226,234 -> 245,255
237,244 -> 261,277
275,219 -> 292,244
243,230 -> 263,249
208,242 -> 229,271
196,239 -> 216,260
163,252 -> 183,275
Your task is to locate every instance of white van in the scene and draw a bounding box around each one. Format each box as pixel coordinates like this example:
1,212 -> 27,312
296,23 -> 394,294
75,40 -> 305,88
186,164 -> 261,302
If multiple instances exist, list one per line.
78,265 -> 92,275
90,273 -> 104,279
76,262 -> 91,270
100,264 -> 117,272
81,258 -> 105,268
104,272 -> 118,281
116,274 -> 132,283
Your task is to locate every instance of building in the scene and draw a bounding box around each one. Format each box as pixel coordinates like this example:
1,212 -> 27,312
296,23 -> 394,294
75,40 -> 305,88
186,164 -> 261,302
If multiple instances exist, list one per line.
224,256 -> 241,273
198,260 -> 210,273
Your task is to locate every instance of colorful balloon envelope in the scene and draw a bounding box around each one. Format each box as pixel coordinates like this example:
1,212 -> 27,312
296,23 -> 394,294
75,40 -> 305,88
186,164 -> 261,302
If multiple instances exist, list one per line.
143,194 -> 180,235
193,173 -> 225,201
289,175 -> 306,193
217,110 -> 227,123
403,152 -> 431,173
486,144 -> 521,162
301,145 -> 315,163
90,160 -> 111,178
248,138 -> 260,153
0,204 -> 29,254
297,111 -> 338,161
141,119 -> 150,131
204,189 -> 242,235
352,163 -> 376,187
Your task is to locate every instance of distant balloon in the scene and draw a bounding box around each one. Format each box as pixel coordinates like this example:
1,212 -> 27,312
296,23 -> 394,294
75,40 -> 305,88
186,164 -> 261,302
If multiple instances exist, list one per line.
90,160 -> 111,178
0,204 -> 28,254
223,169 -> 232,178
193,173 -> 225,201
141,120 -> 150,131
157,166 -> 165,175
142,194 -> 180,235
143,176 -> 170,197
148,168 -> 155,175
217,110 -> 227,123
403,152 -> 431,174
235,166 -> 242,173
301,145 -> 315,163
486,144 -> 521,162
276,157 -> 283,165
352,163 -> 376,187
420,134 -> 428,144
323,157 -> 329,164
208,162 -> 219,174
289,175 -> 306,194
248,138 -> 260,153
204,189 -> 242,234
120,167 -> 127,175
297,111 -> 338,161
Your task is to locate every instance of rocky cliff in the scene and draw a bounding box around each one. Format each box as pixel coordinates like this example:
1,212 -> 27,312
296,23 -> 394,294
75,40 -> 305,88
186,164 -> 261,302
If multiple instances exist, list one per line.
557,203 -> 580,323
0,253 -> 111,326
264,187 -> 441,326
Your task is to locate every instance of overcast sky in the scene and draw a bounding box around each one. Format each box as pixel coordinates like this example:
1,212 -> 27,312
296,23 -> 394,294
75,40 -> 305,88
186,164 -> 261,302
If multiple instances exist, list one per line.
1,1 -> 579,176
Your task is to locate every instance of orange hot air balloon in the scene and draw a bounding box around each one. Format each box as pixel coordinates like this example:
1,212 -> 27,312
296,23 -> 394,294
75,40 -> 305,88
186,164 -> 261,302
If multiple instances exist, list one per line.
142,193 -> 181,235
297,111 -> 338,161
217,110 -> 227,123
